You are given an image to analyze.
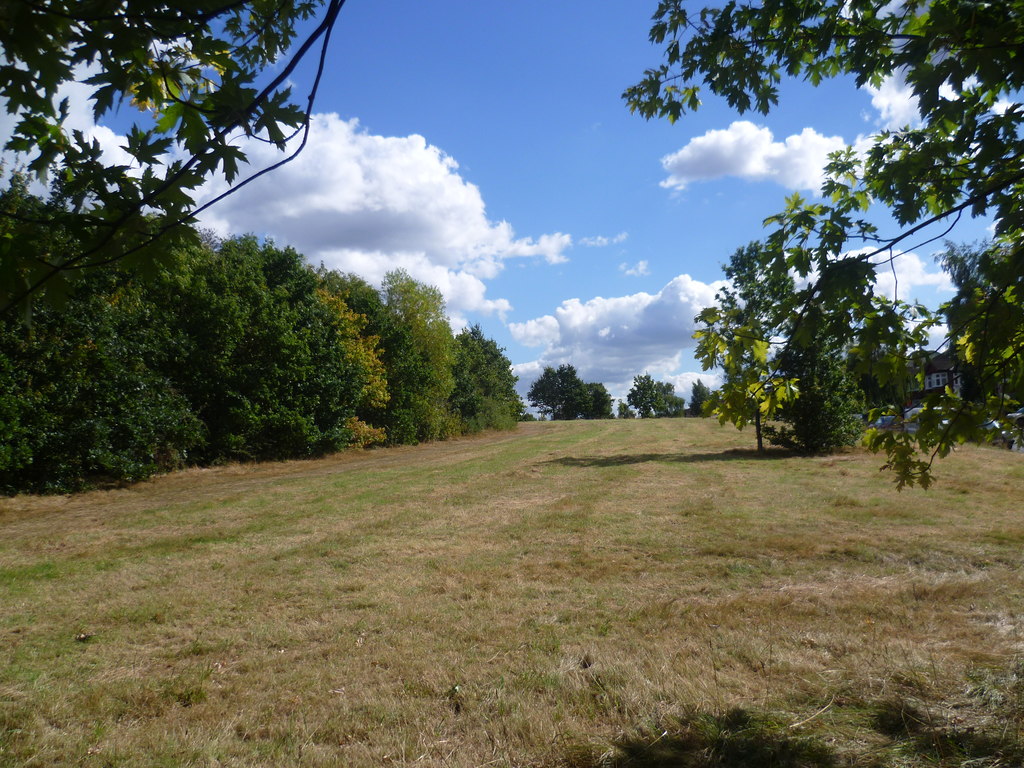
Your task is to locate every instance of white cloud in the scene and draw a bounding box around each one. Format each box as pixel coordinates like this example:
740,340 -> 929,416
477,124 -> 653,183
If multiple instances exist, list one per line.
1,69 -> 133,191
660,120 -> 847,192
869,250 -> 953,301
580,232 -> 628,247
864,72 -> 921,130
664,371 -> 722,398
193,114 -> 571,318
619,260 -> 650,277
510,273 -> 727,389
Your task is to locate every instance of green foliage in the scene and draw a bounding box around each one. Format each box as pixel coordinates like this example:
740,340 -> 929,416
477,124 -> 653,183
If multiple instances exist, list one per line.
146,237 -> 385,462
627,374 -> 664,418
763,337 -> 865,454
0,0 -> 343,316
688,380 -> 712,416
0,272 -> 203,494
527,364 -> 591,420
630,1 -> 1024,485
451,325 -> 523,432
617,400 -> 636,419
373,270 -> 458,444
654,381 -> 686,418
698,243 -> 859,454
583,382 -> 615,419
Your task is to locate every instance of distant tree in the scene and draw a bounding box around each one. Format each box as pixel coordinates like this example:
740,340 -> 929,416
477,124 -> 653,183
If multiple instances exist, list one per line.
528,364 -> 590,420
617,400 -> 636,419
450,325 -> 522,432
654,381 -> 686,418
627,374 -> 664,418
583,382 -> 615,419
688,380 -> 712,416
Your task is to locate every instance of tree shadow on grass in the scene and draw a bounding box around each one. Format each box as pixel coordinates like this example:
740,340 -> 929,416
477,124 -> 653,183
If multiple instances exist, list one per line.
592,708 -> 837,768
545,448 -> 792,469
870,697 -> 1024,767
568,700 -> 1024,768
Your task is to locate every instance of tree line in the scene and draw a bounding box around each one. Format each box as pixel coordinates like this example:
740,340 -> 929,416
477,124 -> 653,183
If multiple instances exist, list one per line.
527,365 -> 712,421
1,180 -> 523,495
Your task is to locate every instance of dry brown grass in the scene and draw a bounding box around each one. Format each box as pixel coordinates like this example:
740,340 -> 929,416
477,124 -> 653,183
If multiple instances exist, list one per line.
2,419 -> 1023,767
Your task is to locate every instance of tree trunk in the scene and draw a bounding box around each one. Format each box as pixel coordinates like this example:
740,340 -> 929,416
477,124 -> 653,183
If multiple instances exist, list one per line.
755,407 -> 764,453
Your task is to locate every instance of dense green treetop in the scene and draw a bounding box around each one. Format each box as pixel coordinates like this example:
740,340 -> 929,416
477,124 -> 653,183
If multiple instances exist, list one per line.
527,364 -> 591,421
687,380 -> 712,417
629,0 -> 1024,486
451,324 -> 523,432
627,374 -> 664,419
584,381 -> 615,420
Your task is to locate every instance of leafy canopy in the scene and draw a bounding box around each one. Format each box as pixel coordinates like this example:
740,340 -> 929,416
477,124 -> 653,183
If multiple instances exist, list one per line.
628,0 -> 1024,487
1,0 -> 345,316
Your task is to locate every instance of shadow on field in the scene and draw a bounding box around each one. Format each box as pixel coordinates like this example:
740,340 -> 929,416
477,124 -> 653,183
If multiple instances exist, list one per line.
583,708 -> 837,768
569,698 -> 1024,768
546,448 -> 791,468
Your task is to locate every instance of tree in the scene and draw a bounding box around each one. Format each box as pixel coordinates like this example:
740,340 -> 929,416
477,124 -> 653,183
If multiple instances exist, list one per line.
374,270 -> 458,444
527,364 -> 591,420
450,325 -> 523,432
627,374 -> 665,418
653,381 -> 686,418
696,242 -> 798,452
763,337 -> 865,454
688,380 -> 712,417
617,400 -> 636,419
1,0 -> 346,316
583,382 -> 615,419
627,0 -> 1024,486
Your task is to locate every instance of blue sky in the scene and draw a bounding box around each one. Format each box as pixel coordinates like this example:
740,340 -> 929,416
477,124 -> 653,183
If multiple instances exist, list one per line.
4,0 -> 997,405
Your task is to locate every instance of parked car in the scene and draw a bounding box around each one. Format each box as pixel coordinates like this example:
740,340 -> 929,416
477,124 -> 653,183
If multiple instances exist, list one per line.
1006,407 -> 1024,428
1005,408 -> 1024,451
868,414 -> 899,431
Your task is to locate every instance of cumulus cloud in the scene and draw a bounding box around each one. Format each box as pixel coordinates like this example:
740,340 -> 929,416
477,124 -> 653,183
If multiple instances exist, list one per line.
660,120 -> 847,192
864,72 -> 921,130
193,114 -> 573,318
619,260 -> 650,277
195,115 -> 572,316
510,273 -> 727,390
869,250 -> 953,301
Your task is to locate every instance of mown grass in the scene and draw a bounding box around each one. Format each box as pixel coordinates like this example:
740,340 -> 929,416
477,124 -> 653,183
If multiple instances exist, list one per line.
1,419 -> 1022,767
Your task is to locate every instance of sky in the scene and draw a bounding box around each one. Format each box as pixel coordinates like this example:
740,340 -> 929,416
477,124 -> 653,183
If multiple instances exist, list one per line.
3,0 -> 998,406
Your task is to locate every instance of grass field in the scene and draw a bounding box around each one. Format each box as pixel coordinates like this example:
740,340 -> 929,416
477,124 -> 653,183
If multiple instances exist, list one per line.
2,418 -> 1023,767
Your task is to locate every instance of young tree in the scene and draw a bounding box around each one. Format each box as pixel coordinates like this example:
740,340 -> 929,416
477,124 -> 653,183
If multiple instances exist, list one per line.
763,337 -> 865,454
1,0 -> 348,316
696,243 -> 796,452
627,0 -> 1024,485
617,400 -> 637,419
627,374 -> 665,418
527,364 -> 590,420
